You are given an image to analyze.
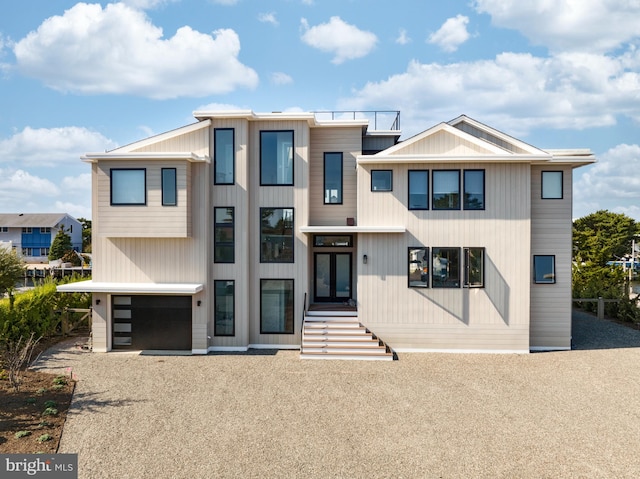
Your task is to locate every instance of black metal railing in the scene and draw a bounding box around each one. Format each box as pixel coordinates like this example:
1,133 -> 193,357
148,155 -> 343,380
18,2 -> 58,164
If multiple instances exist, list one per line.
313,111 -> 400,131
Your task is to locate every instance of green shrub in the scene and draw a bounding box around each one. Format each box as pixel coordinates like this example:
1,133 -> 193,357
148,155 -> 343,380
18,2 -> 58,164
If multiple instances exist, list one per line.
37,434 -> 53,443
37,421 -> 53,429
52,376 -> 67,386
15,430 -> 31,439
42,407 -> 58,417
43,400 -> 57,409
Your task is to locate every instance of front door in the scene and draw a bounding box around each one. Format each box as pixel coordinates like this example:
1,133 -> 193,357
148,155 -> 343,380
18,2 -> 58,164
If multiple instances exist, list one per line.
314,252 -> 352,302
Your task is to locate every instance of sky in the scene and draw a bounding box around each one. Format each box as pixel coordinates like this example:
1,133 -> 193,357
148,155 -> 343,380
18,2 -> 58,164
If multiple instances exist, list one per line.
1,0 -> 639,221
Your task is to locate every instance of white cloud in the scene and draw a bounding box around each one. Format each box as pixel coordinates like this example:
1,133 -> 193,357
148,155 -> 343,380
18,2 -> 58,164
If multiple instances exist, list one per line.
13,3 -> 258,99
473,0 -> 640,53
53,200 -> 92,220
62,173 -> 92,192
121,0 -> 177,9
210,0 -> 240,5
258,12 -> 279,26
271,72 -> 293,85
0,168 -> 61,213
194,102 -> 246,112
396,29 -> 411,45
428,15 -> 470,52
300,16 -> 377,64
0,126 -> 117,167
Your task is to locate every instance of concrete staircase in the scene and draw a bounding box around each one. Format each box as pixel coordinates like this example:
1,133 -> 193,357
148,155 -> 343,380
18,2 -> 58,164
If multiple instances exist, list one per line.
300,311 -> 395,361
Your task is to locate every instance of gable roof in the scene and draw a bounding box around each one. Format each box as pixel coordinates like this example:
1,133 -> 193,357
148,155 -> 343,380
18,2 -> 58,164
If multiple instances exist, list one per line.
0,213 -> 75,228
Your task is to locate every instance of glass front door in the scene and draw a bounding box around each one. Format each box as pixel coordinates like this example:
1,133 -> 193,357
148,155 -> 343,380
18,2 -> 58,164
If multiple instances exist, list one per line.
314,252 -> 352,302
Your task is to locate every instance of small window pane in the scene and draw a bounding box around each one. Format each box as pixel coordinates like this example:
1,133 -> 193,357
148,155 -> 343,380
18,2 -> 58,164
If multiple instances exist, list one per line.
214,207 -> 234,263
314,235 -> 353,247
261,208 -> 294,263
162,168 -> 177,206
542,171 -> 563,199
215,129 -> 235,184
111,169 -> 146,205
261,131 -> 294,185
324,153 -> 343,204
534,255 -> 556,283
433,170 -> 460,210
464,170 -> 484,210
409,247 -> 429,288
464,247 -> 484,287
260,279 -> 294,334
408,170 -> 429,210
371,170 -> 392,191
214,280 -> 235,336
432,247 -> 460,288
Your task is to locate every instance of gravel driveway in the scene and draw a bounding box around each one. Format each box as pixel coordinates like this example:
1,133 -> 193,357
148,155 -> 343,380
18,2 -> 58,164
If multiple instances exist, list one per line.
33,310 -> 640,478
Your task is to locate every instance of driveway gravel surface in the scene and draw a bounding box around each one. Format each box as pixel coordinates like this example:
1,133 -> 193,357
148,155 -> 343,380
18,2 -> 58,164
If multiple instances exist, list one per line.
33,310 -> 640,478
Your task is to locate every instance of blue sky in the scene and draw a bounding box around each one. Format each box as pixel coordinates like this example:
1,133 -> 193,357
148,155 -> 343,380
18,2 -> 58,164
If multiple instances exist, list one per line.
1,0 -> 639,220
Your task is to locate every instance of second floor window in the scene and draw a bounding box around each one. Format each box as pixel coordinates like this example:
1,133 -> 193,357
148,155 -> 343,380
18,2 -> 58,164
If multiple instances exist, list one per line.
214,207 -> 234,263
261,208 -> 294,263
324,153 -> 343,204
261,131 -> 294,186
162,168 -> 177,206
463,170 -> 485,210
214,128 -> 235,184
111,168 -> 146,206
408,170 -> 429,210
433,170 -> 460,210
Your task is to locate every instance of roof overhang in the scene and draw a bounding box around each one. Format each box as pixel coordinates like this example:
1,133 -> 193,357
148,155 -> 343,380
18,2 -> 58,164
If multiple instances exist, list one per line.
81,152 -> 210,163
192,110 -> 370,129
56,281 -> 204,294
357,154 -> 551,164
300,226 -> 405,234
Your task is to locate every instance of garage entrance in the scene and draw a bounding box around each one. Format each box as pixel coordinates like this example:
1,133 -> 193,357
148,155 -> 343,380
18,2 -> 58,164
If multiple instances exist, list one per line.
112,295 -> 192,350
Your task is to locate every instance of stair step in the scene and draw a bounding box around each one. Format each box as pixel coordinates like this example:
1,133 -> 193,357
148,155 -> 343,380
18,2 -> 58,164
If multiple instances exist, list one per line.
303,329 -> 369,337
301,353 -> 393,361
302,346 -> 389,354
304,321 -> 361,328
302,340 -> 382,348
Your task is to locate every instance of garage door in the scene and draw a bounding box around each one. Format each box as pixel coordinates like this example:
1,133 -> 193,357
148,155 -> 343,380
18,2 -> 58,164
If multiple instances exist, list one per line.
112,296 -> 192,350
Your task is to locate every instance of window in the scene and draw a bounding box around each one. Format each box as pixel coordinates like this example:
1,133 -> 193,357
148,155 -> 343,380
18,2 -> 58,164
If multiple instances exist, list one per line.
314,235 -> 353,247
433,170 -> 460,210
260,279 -> 294,334
408,170 -> 429,210
40,247 -> 50,256
214,128 -> 235,185
22,227 -> 32,234
261,130 -> 294,185
111,169 -> 146,205
408,247 -> 429,288
432,248 -> 460,288
324,153 -> 343,204
40,227 -> 51,234
162,168 -> 177,206
214,280 -> 235,336
260,208 -> 294,263
371,170 -> 392,191
22,247 -> 33,256
214,207 -> 234,263
464,247 -> 485,288
464,170 -> 485,210
534,255 -> 556,284
0,227 -> 7,233
542,171 -> 563,199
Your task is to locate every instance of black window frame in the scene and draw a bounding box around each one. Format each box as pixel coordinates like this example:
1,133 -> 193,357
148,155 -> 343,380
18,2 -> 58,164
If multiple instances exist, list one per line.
463,169 -> 485,210
464,247 -> 485,288
110,168 -> 147,206
260,207 -> 294,263
371,170 -> 393,192
533,255 -> 556,284
323,152 -> 343,204
408,169 -> 429,210
432,247 -> 461,288
214,128 -> 235,185
432,170 -> 460,210
260,130 -> 294,186
214,207 -> 235,264
313,235 -> 353,247
161,168 -> 177,206
214,280 -> 235,336
260,278 -> 295,334
541,171 -> 563,199
408,246 -> 430,288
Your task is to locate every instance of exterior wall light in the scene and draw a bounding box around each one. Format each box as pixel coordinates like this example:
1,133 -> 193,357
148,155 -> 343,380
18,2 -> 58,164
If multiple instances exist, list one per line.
363,254 -> 368,265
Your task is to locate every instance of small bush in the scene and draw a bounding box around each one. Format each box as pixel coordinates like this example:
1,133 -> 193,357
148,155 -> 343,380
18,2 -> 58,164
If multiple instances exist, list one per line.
37,421 -> 53,429
15,430 -> 31,439
36,387 -> 47,395
37,434 -> 53,443
43,400 -> 57,409
41,407 -> 58,417
52,384 -> 65,391
52,376 -> 68,386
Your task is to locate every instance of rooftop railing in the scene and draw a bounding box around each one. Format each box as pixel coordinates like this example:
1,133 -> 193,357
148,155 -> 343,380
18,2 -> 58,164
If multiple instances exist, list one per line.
313,111 -> 400,131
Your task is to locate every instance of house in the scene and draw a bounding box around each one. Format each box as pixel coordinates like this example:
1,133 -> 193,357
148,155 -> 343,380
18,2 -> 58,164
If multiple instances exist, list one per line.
0,213 -> 83,262
57,111 -> 595,357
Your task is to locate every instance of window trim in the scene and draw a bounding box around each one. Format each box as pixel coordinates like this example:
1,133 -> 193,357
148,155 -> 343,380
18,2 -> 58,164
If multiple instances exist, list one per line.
541,171 -> 563,199
260,207 -> 295,263
533,255 -> 556,284
432,170 -> 461,210
408,246 -> 430,288
260,130 -> 295,186
463,169 -> 485,211
371,170 -> 393,192
214,207 -> 235,264
110,168 -> 147,206
260,278 -> 295,335
313,235 -> 353,248
432,247 -> 461,288
463,247 -> 485,288
161,168 -> 177,206
214,128 -> 235,185
408,170 -> 429,210
214,280 -> 235,337
323,152 -> 343,205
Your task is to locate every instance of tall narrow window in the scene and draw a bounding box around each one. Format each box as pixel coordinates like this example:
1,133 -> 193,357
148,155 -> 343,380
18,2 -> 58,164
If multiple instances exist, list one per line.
533,255 -> 556,283
162,168 -> 177,206
214,128 -> 235,185
214,207 -> 234,263
408,247 -> 429,288
432,247 -> 460,288
464,170 -> 485,210
432,170 -> 460,210
464,247 -> 485,287
260,279 -> 294,334
324,152 -> 343,204
541,171 -> 563,199
214,280 -> 235,336
260,208 -> 294,263
111,169 -> 146,205
261,131 -> 294,185
371,170 -> 392,191
408,170 -> 429,210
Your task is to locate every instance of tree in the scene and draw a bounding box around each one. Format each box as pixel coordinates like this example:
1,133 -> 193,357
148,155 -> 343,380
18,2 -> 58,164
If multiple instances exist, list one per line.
0,248 -> 25,300
48,229 -> 73,261
77,217 -> 92,253
573,210 -> 639,266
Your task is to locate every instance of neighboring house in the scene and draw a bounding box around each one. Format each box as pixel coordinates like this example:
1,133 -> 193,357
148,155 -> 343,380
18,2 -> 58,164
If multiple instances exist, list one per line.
0,213 -> 83,262
58,111 -> 595,356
